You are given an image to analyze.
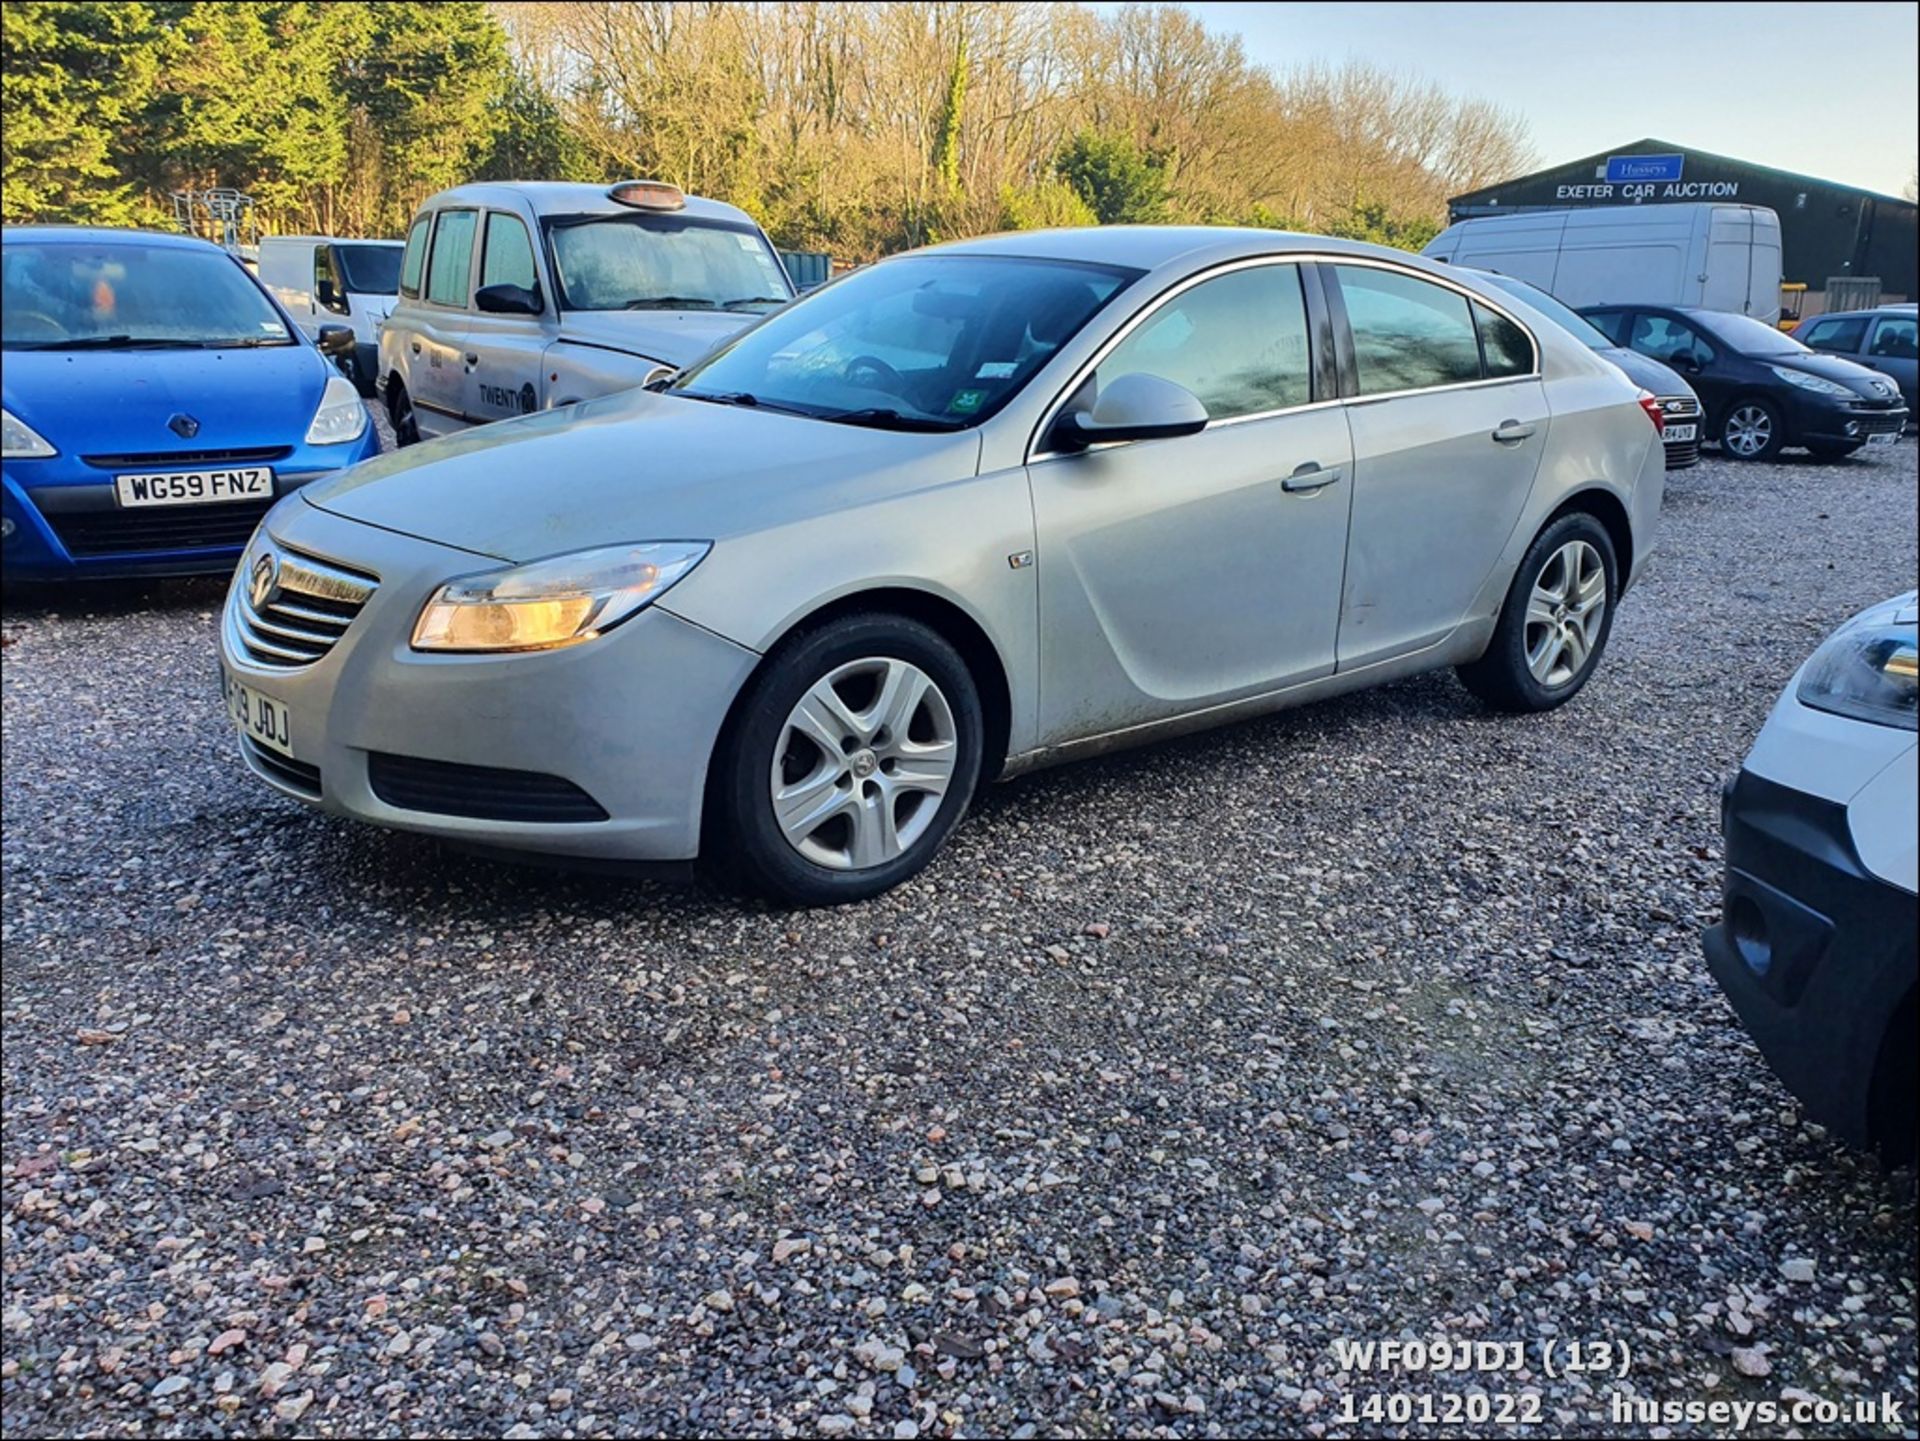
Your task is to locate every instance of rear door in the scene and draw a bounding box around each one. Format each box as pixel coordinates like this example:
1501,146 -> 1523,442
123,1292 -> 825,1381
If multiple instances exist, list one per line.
1703,208 -> 1762,316
1864,313 -> 1918,411
460,209 -> 552,425
1326,262 -> 1548,669
411,208 -> 480,436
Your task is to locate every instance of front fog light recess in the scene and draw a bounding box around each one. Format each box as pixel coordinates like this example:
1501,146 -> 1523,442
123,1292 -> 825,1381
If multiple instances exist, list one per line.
412,541 -> 711,652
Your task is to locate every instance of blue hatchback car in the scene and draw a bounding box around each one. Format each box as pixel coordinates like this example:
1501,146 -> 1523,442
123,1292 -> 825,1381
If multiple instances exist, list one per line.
2,227 -> 381,582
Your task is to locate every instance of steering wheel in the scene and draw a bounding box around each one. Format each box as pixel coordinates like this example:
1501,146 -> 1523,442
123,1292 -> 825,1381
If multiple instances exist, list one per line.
844,354 -> 906,392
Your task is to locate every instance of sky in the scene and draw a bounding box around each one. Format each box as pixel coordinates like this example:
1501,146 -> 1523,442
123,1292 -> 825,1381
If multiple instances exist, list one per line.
1165,1 -> 1919,199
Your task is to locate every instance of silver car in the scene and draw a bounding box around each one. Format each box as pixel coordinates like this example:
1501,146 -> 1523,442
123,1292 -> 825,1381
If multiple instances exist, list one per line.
376,181 -> 793,445
220,227 -> 1665,904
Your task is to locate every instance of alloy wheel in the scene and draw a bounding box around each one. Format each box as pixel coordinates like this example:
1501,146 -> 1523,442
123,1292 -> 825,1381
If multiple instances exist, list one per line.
1723,404 -> 1773,458
1523,539 -> 1607,688
771,656 -> 958,870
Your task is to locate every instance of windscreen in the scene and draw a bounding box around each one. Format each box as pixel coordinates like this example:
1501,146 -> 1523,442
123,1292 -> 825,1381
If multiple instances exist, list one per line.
336,243 -> 403,295
670,254 -> 1137,429
1477,271 -> 1614,350
1695,309 -> 1808,357
2,241 -> 295,350
547,214 -> 793,314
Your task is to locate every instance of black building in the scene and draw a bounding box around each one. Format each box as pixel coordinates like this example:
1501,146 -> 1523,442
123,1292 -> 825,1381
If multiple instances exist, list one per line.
1450,138 -> 1917,307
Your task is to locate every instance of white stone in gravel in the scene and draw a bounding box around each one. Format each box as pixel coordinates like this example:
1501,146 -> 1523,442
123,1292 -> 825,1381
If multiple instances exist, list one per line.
818,1415 -> 856,1437
1779,1257 -> 1816,1283
1732,1347 -> 1772,1378
703,1289 -> 735,1313
151,1375 -> 189,1399
274,1391 -> 313,1422
386,1331 -> 413,1357
773,1238 -> 811,1263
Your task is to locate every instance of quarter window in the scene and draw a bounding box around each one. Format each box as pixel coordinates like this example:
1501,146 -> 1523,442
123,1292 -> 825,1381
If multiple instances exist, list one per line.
399,214 -> 429,298
481,212 -> 538,292
1628,313 -> 1713,368
1474,301 -> 1534,378
1094,264 -> 1313,421
1801,316 -> 1868,354
425,209 -> 477,308
1334,265 -> 1482,395
1869,316 -> 1917,359
1582,309 -> 1627,344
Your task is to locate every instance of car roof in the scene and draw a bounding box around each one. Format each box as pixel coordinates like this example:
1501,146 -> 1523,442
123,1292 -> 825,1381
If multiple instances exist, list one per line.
1,225 -> 229,251
1809,306 -> 1914,323
419,181 -> 760,228
923,225 -> 1419,272
260,235 -> 403,247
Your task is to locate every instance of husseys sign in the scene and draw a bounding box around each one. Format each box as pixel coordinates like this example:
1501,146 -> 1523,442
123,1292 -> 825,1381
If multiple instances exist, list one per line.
1555,153 -> 1741,203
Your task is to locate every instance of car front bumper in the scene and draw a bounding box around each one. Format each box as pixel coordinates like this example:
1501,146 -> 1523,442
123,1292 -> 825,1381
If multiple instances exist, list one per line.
1781,391 -> 1908,448
3,428 -> 381,582
1702,767 -> 1918,1147
216,496 -> 761,863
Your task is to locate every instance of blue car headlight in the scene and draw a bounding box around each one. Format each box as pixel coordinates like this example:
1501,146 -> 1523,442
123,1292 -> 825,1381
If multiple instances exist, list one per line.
306,375 -> 369,445
1797,595 -> 1918,731
2,407 -> 58,459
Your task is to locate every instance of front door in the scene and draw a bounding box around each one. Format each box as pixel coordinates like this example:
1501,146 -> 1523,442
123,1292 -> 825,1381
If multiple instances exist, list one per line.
461,210 -> 550,425
1625,310 -> 1729,421
1027,261 -> 1353,744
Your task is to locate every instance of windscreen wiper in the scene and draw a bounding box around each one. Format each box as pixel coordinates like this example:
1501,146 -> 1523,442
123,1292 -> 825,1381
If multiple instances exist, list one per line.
11,335 -> 200,351
623,296 -> 719,310
675,390 -> 815,419
823,407 -> 964,432
721,295 -> 789,310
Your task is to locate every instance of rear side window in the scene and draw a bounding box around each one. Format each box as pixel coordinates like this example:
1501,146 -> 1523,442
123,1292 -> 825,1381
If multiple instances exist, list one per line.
1334,265 -> 1482,395
1871,316 -> 1917,359
1473,302 -> 1534,378
426,210 -> 477,307
399,214 -> 429,298
1582,308 -> 1627,344
481,212 -> 538,291
1801,316 -> 1868,354
1096,264 -> 1313,420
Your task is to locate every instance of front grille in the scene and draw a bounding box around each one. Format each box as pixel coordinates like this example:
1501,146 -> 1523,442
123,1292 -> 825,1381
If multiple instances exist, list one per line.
50,499 -> 274,557
1853,410 -> 1905,437
367,752 -> 609,824
1662,439 -> 1700,468
241,737 -> 322,798
1658,395 -> 1701,419
83,446 -> 292,469
232,546 -> 378,669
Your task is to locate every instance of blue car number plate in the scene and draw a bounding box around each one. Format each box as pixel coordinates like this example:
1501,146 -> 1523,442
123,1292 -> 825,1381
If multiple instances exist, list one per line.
115,467 -> 275,508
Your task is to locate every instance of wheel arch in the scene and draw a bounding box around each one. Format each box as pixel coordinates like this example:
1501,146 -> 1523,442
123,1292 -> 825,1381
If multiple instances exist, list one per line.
1543,485 -> 1634,596
699,585 -> 1017,851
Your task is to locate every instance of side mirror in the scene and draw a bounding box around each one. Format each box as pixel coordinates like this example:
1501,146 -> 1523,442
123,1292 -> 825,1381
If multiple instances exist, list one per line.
1050,372 -> 1209,452
474,282 -> 543,316
316,323 -> 356,358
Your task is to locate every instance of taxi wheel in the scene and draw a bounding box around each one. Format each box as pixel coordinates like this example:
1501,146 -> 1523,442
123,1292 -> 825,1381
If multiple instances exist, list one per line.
386,382 -> 421,447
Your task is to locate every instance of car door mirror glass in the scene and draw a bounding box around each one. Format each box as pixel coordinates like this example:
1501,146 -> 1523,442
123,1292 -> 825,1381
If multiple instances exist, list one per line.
1052,372 -> 1209,452
474,282 -> 543,316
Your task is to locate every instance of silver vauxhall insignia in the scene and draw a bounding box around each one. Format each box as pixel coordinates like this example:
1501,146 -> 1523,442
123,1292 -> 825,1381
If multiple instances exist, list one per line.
218,227 -> 1665,904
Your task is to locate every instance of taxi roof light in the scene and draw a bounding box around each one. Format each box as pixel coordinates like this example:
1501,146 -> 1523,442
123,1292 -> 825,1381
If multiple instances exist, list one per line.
608,180 -> 686,212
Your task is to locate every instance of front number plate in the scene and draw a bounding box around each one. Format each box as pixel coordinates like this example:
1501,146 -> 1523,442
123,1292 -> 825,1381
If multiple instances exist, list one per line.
1660,423 -> 1697,442
223,668 -> 295,757
115,467 -> 275,508
1866,431 -> 1898,447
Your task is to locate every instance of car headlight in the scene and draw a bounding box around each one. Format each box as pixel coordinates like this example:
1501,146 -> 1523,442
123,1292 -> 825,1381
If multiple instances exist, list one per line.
412,541 -> 711,652
2,407 -> 57,459
305,374 -> 369,445
1768,366 -> 1854,399
1796,597 -> 1918,731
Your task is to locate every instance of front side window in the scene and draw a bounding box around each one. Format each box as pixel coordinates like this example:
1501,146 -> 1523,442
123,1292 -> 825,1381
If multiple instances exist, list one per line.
673,255 -> 1135,429
1800,316 -> 1868,354
314,246 -> 346,313
1094,264 -> 1313,420
2,240 -> 293,350
426,209 -> 477,308
1334,264 -> 1483,395
548,214 -> 793,314
1869,316 -> 1917,359
1474,301 -> 1534,378
399,215 -> 429,298
1629,314 -> 1713,367
481,213 -> 538,292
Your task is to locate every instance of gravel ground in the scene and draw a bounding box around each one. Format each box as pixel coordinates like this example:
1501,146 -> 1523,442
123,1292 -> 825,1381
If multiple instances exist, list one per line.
3,442 -> 1916,1439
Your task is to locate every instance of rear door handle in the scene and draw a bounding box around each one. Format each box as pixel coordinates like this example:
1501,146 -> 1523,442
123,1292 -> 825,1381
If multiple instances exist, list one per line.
409,341 -> 421,355
464,353 -> 479,366
1491,420 -> 1536,444
1282,462 -> 1345,493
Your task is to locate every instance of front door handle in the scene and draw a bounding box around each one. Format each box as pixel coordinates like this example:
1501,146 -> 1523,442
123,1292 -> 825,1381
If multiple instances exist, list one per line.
1282,462 -> 1345,493
1491,420 -> 1536,444
464,353 -> 479,366
409,341 -> 421,355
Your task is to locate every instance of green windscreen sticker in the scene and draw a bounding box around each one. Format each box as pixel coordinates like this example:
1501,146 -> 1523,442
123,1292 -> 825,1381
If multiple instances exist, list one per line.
948,388 -> 986,414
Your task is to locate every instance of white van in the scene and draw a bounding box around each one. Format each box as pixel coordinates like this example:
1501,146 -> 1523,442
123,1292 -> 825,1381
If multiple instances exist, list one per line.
1423,203 -> 1783,324
257,236 -> 405,394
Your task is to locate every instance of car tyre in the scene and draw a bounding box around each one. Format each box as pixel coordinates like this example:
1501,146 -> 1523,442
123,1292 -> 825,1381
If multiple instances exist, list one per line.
386,380 -> 421,447
1457,512 -> 1618,714
1806,441 -> 1863,460
1719,397 -> 1785,461
711,614 -> 984,905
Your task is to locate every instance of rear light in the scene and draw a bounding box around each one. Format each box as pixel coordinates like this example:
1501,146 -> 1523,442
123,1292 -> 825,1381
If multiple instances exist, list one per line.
1637,390 -> 1665,433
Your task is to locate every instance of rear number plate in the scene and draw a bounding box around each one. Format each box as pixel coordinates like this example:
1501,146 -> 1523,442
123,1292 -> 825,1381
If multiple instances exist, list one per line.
1660,424 -> 1697,442
222,667 -> 294,757
115,467 -> 274,508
